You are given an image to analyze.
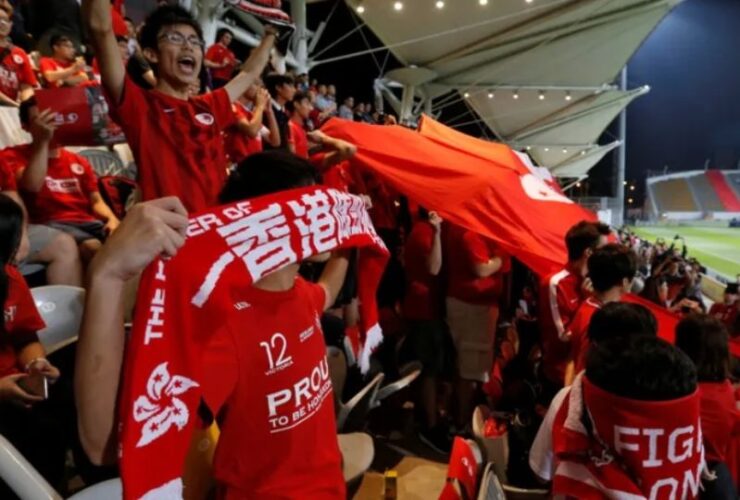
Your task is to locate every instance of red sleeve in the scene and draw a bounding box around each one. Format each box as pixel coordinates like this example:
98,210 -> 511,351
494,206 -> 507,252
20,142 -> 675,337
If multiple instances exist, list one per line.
205,45 -> 219,62
196,88 -> 235,130
38,58 -> 56,76
5,266 -> 45,334
17,50 -> 38,87
201,325 -> 238,415
462,231 -> 491,266
306,280 -> 327,313
0,164 -> 16,191
107,75 -> 148,130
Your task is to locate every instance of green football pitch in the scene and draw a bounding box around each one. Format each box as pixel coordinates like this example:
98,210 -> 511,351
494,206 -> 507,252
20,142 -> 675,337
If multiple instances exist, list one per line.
631,226 -> 740,279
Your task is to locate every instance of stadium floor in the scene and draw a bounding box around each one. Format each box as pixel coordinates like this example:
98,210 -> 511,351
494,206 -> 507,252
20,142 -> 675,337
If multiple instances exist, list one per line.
632,226 -> 740,278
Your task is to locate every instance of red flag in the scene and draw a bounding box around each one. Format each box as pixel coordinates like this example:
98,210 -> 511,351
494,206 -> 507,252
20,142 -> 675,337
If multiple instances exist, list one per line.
321,116 -> 597,276
622,293 -> 679,344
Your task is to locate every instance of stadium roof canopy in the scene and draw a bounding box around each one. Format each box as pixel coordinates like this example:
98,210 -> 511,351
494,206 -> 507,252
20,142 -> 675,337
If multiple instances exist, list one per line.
337,0 -> 682,177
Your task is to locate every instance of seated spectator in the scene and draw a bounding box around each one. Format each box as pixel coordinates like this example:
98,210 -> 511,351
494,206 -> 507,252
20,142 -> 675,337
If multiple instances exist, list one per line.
676,314 -> 740,499
529,303 -> 658,482
17,104 -> 119,263
565,243 -> 637,383
338,96 -> 354,120
295,72 -> 309,92
264,72 -> 296,150
314,83 -> 334,114
0,193 -> 66,495
39,34 -> 92,88
533,335 -> 703,499
1,150 -> 82,286
353,102 -> 365,122
205,28 -> 237,89
224,81 -> 279,164
0,7 -> 37,106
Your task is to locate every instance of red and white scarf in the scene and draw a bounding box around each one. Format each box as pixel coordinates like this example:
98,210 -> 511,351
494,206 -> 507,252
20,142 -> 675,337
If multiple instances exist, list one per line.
118,186 -> 388,499
553,373 -> 704,500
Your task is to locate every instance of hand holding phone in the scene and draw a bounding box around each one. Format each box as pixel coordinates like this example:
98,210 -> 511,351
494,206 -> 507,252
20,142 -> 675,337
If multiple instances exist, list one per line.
18,371 -> 48,400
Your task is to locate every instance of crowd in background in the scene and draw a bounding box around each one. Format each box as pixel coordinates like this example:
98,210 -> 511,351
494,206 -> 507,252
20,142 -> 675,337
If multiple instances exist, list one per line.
0,0 -> 738,499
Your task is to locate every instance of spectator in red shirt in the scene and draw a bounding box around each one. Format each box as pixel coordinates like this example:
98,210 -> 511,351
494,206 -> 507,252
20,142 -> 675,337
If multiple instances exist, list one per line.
538,220 -> 610,398
676,314 -> 740,498
223,82 -> 279,164
444,223 -> 510,428
0,148 -> 83,286
709,283 -> 739,333
84,2 -> 275,212
286,91 -> 311,158
76,152 -> 352,500
39,34 -> 92,88
204,28 -> 237,89
18,105 -> 120,263
0,194 -> 66,495
0,7 -> 37,106
565,244 -> 637,383
402,208 -> 452,452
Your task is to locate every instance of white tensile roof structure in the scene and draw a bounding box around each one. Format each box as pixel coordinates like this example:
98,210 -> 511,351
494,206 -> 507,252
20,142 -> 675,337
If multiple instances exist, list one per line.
341,0 -> 682,179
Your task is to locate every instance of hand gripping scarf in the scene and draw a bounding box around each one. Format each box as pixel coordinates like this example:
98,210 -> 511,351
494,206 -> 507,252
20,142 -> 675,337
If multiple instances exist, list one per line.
552,373 -> 705,500
118,186 -> 389,499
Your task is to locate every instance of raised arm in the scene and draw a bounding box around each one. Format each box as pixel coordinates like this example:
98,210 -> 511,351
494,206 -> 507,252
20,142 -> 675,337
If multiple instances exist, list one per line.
82,0 -> 126,103
75,197 -> 188,465
426,212 -> 443,276
224,28 -> 276,102
317,250 -> 350,311
20,109 -> 57,192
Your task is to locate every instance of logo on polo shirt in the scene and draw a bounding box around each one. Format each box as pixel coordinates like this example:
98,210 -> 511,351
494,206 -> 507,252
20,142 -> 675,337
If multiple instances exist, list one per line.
71,163 -> 85,175
195,113 -> 215,126
12,54 -> 23,65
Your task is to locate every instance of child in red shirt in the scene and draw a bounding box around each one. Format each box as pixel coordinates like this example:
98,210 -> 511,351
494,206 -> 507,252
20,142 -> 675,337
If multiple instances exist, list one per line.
84,1 -> 276,212
676,314 -> 740,498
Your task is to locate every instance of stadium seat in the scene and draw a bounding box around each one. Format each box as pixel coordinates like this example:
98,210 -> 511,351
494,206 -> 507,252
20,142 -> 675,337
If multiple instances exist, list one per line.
78,149 -> 126,178
337,432 -> 374,483
0,433 -> 61,500
477,462 -> 505,500
651,178 -> 699,212
327,346 -> 347,407
688,174 -> 724,212
31,285 -> 85,355
336,372 -> 384,433
372,361 -> 422,407
471,405 -> 509,484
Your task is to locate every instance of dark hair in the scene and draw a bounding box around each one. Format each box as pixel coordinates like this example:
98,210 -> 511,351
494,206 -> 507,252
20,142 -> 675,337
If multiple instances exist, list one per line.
263,73 -> 295,98
587,244 -> 637,293
216,28 -> 233,43
0,194 -> 24,334
139,5 -> 203,52
18,97 -> 36,127
586,335 -> 697,401
285,91 -> 310,113
565,220 -> 610,261
675,314 -> 730,382
50,34 -> 72,48
219,151 -> 317,203
587,302 -> 657,344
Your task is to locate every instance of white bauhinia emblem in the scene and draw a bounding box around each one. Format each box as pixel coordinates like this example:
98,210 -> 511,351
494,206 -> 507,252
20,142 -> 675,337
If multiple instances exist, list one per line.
133,362 -> 199,448
519,173 -> 574,204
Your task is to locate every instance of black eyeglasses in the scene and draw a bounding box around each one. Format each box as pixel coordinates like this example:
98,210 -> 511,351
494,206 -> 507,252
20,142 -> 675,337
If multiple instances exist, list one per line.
158,32 -> 205,49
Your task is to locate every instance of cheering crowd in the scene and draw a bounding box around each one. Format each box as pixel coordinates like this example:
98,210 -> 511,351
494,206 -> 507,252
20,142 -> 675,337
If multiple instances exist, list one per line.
0,0 -> 739,499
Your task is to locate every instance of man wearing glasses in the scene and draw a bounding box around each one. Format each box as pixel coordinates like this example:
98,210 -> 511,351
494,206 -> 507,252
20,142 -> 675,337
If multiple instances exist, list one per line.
39,34 -> 91,88
82,1 -> 276,213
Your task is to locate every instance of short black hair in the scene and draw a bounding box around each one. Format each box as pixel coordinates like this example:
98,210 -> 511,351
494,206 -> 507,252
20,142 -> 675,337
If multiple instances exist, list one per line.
219,151 -> 317,203
50,34 -> 72,48
676,314 -> 730,382
216,28 -> 233,42
565,220 -> 610,261
587,244 -> 637,293
588,302 -> 657,344
586,335 -> 696,401
285,91 -> 310,113
19,96 -> 36,127
263,73 -> 295,98
139,5 -> 203,52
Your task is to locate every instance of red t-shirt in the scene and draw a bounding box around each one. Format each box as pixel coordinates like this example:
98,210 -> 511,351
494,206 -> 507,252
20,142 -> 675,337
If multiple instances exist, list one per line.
709,302 -> 738,333
0,46 -> 38,101
206,44 -> 237,82
698,381 -> 740,463
289,119 -> 309,159
107,77 -> 235,213
203,278 -> 344,499
569,297 -> 602,374
538,266 -> 584,385
39,57 -> 90,88
1,265 -> 45,377
445,225 -> 507,305
403,220 -> 442,321
223,103 -> 263,164
17,149 -> 98,224
0,161 -> 16,191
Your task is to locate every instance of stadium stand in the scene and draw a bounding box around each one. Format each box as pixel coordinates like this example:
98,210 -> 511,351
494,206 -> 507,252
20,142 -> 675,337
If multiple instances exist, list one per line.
725,171 -> 740,202
648,170 -> 740,219
706,171 -> 740,211
650,177 -> 699,212
688,174 -> 725,212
